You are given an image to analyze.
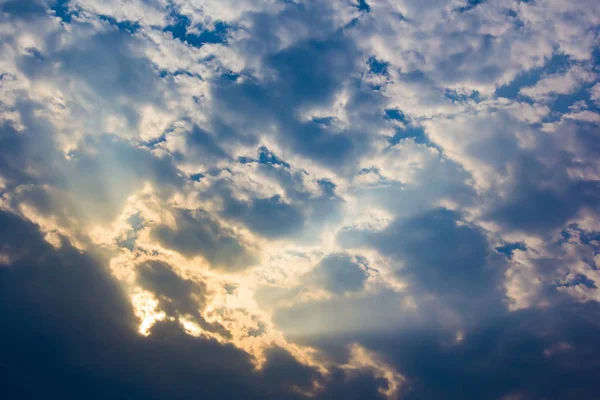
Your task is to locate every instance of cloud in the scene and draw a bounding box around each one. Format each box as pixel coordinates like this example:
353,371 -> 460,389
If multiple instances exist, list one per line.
488,180 -> 600,233
337,208 -> 507,327
208,30 -> 373,170
590,82 -> 600,107
374,210 -> 501,296
1,0 -> 600,398
151,208 -> 257,271
136,260 -> 229,335
221,192 -> 306,238
0,0 -> 47,20
350,302 -> 600,400
519,65 -> 596,101
304,253 -> 369,295
0,210 -> 391,399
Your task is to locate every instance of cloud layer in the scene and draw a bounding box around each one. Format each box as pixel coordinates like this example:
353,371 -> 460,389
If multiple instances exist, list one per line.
1,0 -> 600,398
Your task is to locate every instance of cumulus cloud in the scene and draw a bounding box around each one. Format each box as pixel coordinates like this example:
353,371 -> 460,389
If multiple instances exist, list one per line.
519,65 -> 596,101
1,0 -> 600,398
0,210 -> 389,399
590,82 -> 600,107
151,209 -> 257,271
304,253 -> 369,295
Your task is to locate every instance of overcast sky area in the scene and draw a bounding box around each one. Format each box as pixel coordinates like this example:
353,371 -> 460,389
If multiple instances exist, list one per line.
1,0 -> 600,398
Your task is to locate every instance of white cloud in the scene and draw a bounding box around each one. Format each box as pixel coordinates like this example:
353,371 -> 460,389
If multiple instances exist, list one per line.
590,82 -> 600,107
520,65 -> 596,101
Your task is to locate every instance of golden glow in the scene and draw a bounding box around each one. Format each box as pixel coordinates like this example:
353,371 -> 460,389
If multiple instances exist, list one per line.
2,182 -> 403,398
343,344 -> 405,398
131,290 -> 167,336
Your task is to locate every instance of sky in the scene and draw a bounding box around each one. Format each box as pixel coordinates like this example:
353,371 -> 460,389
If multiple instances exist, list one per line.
0,0 -> 600,399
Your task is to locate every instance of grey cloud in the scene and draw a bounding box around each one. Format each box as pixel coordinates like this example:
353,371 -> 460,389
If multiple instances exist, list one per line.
0,0 -> 47,20
193,146 -> 345,241
341,208 -> 506,319
282,301 -> 600,399
0,105 -> 183,223
421,109 -> 600,236
137,261 -> 207,316
209,10 -> 381,170
2,0 -> 600,398
220,191 -> 305,239
351,148 -> 476,219
318,368 -> 387,400
305,253 -> 369,295
0,210 -> 389,399
16,20 -> 170,133
137,261 -> 229,336
241,147 -> 346,237
286,297 -> 600,399
357,302 -> 600,400
477,119 -> 600,234
151,208 -> 257,271
183,125 -> 231,163
0,118 -> 61,188
489,180 -> 600,234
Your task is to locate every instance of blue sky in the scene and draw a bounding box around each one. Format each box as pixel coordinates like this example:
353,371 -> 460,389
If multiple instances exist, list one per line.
1,0 -> 600,398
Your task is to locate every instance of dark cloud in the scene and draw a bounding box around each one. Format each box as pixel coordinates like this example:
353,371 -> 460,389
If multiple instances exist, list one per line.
305,253 -> 369,295
355,302 -> 600,400
479,120 -> 600,234
0,210 -> 387,399
240,147 -> 346,238
136,261 -> 228,335
47,32 -> 160,104
281,267 -> 600,400
319,368 -> 387,400
151,209 -> 257,271
210,173 -> 343,240
220,192 -> 305,238
2,0 -> 600,398
490,180 -> 600,233
339,208 -> 506,318
209,7 -> 379,170
0,102 -> 67,190
0,0 -> 47,20
183,125 -> 231,163
283,208 -> 600,399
